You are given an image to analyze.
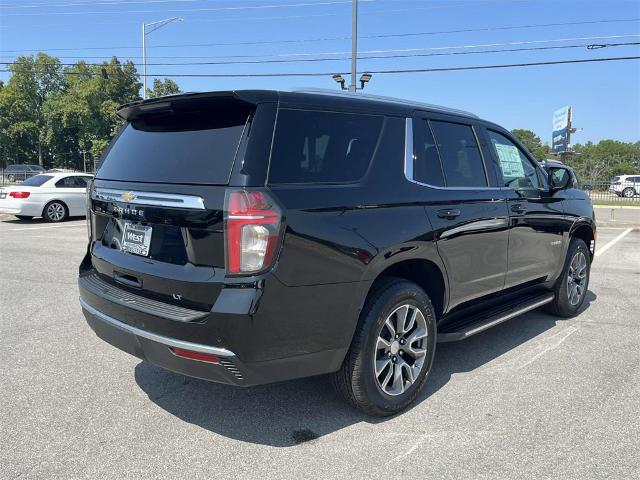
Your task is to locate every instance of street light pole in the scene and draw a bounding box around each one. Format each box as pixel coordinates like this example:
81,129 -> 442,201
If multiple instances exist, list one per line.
141,17 -> 184,100
142,23 -> 147,99
349,0 -> 358,92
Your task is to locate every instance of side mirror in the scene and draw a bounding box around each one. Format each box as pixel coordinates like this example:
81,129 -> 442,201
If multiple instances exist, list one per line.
582,184 -> 593,191
548,167 -> 572,190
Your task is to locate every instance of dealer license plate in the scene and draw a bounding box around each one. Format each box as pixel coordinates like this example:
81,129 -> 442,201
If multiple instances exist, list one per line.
121,222 -> 152,256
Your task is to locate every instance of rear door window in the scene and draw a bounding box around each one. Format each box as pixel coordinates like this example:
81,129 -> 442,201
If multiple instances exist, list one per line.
429,121 -> 487,187
73,176 -> 90,188
56,176 -> 79,188
97,109 -> 249,185
268,109 -> 383,184
413,120 -> 445,187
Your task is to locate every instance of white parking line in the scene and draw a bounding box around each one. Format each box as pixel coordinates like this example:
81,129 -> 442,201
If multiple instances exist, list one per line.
7,222 -> 86,232
595,228 -> 634,257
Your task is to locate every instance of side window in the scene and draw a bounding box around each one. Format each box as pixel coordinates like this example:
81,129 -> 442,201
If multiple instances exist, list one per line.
414,120 -> 445,186
269,109 -> 383,184
487,130 -> 539,189
55,176 -> 78,188
429,121 -> 487,187
74,176 -> 89,188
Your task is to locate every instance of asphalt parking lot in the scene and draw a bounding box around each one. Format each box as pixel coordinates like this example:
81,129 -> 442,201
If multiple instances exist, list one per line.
1,215 -> 638,480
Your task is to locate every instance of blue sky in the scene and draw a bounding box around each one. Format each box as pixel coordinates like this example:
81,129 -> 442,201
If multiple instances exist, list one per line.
1,0 -> 639,144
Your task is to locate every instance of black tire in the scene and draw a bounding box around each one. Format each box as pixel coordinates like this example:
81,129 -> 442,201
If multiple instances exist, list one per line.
43,200 -> 68,223
15,215 -> 33,220
546,238 -> 591,317
622,187 -> 635,198
333,278 -> 437,416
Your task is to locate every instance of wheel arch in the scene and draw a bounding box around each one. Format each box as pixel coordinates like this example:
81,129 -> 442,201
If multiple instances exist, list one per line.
361,258 -> 448,323
569,221 -> 596,260
42,199 -> 69,218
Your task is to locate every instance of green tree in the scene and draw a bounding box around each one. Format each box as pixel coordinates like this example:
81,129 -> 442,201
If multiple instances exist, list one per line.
146,78 -> 181,99
0,53 -> 65,167
567,140 -> 640,183
511,129 -> 550,160
43,57 -> 141,169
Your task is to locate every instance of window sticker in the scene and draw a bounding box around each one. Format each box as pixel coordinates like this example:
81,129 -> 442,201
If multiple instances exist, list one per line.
494,143 -> 525,177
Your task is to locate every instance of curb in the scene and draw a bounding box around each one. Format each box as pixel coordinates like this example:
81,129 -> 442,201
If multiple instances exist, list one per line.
596,223 -> 639,229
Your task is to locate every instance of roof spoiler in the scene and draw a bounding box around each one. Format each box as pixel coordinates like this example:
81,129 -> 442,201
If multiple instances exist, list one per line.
117,90 -> 277,121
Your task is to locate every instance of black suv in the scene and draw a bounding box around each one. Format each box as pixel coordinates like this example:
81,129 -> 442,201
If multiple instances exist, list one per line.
79,90 -> 595,416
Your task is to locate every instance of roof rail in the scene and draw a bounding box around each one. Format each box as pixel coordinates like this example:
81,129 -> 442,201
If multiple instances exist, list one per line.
290,88 -> 479,118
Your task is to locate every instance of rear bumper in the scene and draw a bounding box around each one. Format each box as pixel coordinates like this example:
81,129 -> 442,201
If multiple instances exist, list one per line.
81,298 -> 249,385
79,270 -> 354,386
0,200 -> 42,216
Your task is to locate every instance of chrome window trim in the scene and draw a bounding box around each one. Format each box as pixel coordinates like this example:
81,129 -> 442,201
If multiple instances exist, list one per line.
92,188 -> 205,210
80,298 -> 235,357
403,117 -> 506,192
404,117 -> 415,182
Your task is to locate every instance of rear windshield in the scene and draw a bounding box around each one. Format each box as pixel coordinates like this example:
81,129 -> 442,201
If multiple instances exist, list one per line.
97,109 -> 249,185
20,175 -> 52,187
269,109 -> 383,184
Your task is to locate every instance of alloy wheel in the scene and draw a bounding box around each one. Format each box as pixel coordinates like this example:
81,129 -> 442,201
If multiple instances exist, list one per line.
566,251 -> 588,306
374,304 -> 428,396
47,203 -> 65,222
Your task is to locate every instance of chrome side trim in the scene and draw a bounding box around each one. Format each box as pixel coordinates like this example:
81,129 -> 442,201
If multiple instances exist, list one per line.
80,298 -> 235,357
404,118 -> 414,182
92,188 -> 205,210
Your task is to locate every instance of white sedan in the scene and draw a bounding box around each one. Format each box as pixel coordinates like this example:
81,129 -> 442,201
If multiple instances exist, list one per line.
0,172 -> 93,222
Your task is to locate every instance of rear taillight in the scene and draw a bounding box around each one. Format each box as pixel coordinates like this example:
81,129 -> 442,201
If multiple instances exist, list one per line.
86,179 -> 94,241
9,191 -> 30,199
224,189 -> 282,275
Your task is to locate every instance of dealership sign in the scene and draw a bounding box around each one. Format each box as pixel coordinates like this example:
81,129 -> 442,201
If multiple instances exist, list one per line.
552,106 -> 571,153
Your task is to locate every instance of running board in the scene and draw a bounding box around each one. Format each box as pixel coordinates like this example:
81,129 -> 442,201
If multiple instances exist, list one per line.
437,292 -> 555,342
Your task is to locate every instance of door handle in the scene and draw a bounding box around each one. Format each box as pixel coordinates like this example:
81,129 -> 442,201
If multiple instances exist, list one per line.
437,208 -> 461,220
510,204 -> 527,214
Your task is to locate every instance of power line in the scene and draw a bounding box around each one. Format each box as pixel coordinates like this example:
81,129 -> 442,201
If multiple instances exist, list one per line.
4,42 -> 639,67
0,1 -> 556,30
1,0 -> 229,8
1,0 -> 371,16
2,55 -> 638,78
6,17 -> 638,53
4,32 -> 638,57
9,37 -> 639,61
0,0 -> 525,21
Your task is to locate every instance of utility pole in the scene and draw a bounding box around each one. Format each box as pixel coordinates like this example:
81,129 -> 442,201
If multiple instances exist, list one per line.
80,150 -> 87,172
142,23 -> 147,99
331,0 -> 371,91
142,17 -> 184,100
349,0 -> 358,92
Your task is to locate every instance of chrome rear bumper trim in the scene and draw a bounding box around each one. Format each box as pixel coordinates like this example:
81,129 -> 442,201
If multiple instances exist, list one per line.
80,298 -> 234,357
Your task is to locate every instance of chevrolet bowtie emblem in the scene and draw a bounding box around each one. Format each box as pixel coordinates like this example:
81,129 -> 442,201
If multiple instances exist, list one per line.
121,191 -> 136,202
